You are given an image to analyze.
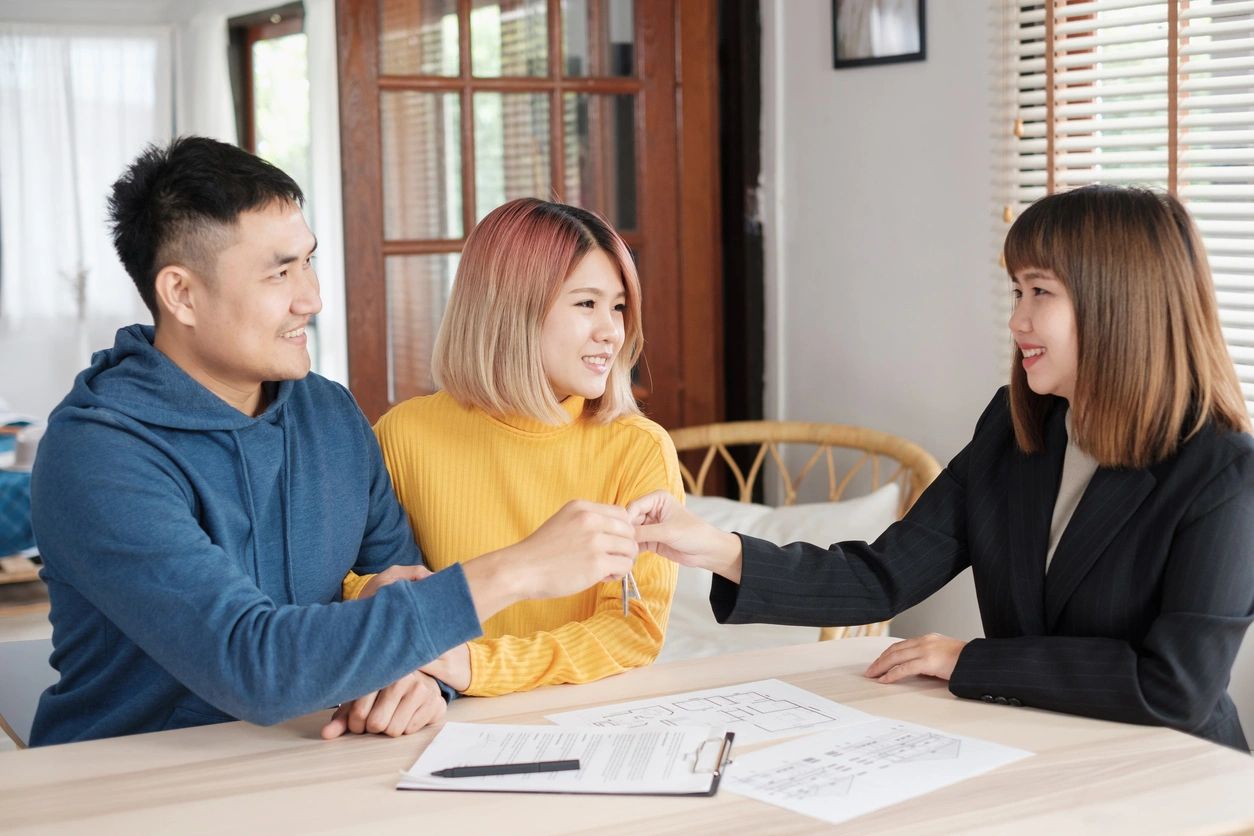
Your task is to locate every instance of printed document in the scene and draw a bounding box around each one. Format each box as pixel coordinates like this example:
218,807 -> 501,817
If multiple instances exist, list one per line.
723,717 -> 1032,826
398,722 -> 727,794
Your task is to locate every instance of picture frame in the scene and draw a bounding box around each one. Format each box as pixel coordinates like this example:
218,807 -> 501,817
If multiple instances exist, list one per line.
832,0 -> 926,69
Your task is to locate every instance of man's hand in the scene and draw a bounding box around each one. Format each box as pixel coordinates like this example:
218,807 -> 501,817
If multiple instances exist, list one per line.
420,643 -> 471,692
462,500 -> 639,620
359,564 -> 433,599
321,669 -> 446,739
511,500 -> 640,595
627,490 -> 744,582
864,634 -> 967,683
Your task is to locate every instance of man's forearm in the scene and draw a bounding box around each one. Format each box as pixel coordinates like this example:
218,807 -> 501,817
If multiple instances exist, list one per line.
460,547 -> 529,622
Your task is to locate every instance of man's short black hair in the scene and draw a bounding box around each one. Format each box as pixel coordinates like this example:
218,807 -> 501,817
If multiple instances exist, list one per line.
108,136 -> 304,320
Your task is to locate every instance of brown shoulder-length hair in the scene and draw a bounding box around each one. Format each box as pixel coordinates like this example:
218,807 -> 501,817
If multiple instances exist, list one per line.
1004,185 -> 1250,468
431,198 -> 643,424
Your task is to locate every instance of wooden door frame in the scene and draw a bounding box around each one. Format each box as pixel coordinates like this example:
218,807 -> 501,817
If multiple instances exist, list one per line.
675,0 -> 724,431
336,0 -> 388,421
336,0 -> 723,429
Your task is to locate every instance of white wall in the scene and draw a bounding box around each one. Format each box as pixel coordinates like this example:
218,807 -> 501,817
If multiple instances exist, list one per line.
761,0 -> 1253,740
763,0 -> 1002,643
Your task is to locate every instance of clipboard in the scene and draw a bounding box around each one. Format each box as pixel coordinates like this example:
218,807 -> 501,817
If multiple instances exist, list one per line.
396,723 -> 735,797
686,730 -> 737,797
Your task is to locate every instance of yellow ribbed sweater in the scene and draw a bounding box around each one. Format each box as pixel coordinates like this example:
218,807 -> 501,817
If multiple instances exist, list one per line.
350,391 -> 681,697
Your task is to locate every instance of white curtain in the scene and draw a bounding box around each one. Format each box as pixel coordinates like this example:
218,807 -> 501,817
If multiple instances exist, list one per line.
0,24 -> 173,323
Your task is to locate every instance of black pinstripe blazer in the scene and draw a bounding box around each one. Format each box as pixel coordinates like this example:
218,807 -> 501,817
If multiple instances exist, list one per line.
711,387 -> 1254,750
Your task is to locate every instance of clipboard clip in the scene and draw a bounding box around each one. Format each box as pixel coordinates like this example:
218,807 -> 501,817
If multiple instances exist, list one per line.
692,732 -> 736,778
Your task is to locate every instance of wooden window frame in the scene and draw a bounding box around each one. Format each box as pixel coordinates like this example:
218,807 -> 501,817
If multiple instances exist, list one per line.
230,3 -> 306,155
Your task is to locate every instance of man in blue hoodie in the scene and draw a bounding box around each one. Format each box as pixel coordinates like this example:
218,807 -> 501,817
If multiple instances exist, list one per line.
28,136 -> 640,746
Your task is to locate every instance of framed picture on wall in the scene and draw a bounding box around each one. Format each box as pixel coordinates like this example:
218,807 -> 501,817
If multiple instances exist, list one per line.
832,0 -> 926,69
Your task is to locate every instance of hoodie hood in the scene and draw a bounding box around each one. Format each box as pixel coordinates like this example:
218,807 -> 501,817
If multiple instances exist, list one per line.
54,324 -> 294,431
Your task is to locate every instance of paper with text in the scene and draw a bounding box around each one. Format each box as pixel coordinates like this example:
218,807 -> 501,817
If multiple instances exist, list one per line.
545,678 -> 872,745
723,717 -> 1032,826
398,723 -> 723,794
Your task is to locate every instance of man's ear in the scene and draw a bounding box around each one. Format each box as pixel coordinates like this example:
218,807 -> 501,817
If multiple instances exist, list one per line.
152,265 -> 198,328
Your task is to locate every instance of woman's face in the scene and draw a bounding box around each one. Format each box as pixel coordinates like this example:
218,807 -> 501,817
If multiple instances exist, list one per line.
540,248 -> 627,401
1009,267 -> 1078,401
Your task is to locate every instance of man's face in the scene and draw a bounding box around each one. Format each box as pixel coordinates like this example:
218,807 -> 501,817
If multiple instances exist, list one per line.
184,202 -> 321,406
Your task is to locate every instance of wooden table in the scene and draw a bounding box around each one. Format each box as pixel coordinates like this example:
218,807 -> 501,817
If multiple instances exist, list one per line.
2,637 -> 1252,835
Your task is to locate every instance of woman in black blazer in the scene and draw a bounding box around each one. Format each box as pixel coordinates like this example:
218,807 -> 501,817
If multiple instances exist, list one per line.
629,186 -> 1254,750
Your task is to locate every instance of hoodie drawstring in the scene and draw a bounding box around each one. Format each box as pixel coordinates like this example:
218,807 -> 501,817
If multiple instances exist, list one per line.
230,430 -> 263,584
280,409 -> 296,603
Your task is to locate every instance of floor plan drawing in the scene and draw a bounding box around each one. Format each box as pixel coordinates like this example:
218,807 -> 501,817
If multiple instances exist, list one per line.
597,689 -> 841,735
546,679 -> 872,745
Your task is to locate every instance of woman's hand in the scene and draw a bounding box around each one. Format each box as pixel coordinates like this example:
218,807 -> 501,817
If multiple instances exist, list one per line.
320,669 -> 446,739
864,633 -> 967,683
359,564 -> 433,599
420,643 -> 471,693
626,491 -> 745,583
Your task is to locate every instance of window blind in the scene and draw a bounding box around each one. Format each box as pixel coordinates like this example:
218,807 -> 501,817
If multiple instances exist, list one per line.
1008,0 -> 1254,413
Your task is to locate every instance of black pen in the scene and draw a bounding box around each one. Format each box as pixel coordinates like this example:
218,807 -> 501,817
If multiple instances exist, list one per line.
431,759 -> 581,778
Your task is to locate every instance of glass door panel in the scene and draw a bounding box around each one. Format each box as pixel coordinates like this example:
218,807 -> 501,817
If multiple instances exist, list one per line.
470,0 -> 548,77
386,253 -> 461,401
380,91 -> 463,240
474,92 -> 551,220
379,0 -> 459,76
563,92 -> 636,230
562,0 -> 634,76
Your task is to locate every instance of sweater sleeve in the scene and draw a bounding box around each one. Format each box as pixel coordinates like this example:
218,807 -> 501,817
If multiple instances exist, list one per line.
31,417 -> 482,727
462,428 -> 683,696
342,572 -> 373,601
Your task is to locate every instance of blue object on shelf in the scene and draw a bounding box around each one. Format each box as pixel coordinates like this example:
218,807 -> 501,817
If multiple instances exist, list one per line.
0,470 -> 34,555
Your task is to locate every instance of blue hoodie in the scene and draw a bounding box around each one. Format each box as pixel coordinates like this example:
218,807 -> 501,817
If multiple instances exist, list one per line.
29,325 -> 482,745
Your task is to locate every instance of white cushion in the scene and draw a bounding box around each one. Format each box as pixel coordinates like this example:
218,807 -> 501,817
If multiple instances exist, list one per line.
657,483 -> 901,664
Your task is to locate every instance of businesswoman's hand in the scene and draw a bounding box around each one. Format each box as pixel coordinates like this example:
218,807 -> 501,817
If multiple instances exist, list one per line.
864,634 -> 968,683
627,491 -> 745,583
320,669 -> 446,739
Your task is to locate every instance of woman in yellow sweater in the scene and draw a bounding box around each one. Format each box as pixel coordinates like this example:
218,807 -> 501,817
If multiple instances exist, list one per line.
350,198 -> 681,697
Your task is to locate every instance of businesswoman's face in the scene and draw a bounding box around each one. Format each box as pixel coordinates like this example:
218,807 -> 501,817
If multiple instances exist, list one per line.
539,248 -> 627,401
1009,268 -> 1078,401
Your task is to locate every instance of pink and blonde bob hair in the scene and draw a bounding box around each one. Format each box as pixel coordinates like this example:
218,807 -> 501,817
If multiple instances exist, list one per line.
432,198 -> 643,424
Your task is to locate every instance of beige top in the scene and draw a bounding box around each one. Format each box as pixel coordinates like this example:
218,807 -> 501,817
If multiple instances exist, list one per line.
1045,413 -> 1100,572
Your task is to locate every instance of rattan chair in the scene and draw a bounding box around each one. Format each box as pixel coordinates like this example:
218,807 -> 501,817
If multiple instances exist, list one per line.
667,420 -> 941,641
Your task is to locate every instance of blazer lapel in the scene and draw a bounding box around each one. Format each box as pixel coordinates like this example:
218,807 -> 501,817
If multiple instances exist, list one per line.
1044,466 -> 1156,630
1005,403 -> 1067,635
